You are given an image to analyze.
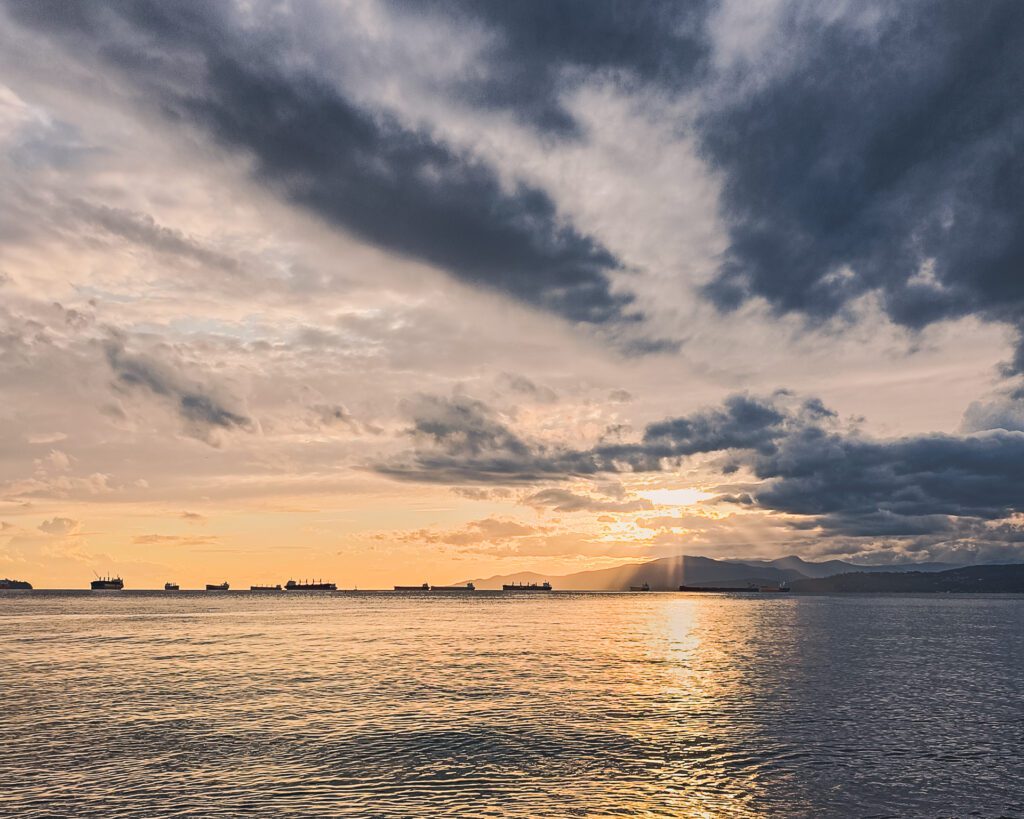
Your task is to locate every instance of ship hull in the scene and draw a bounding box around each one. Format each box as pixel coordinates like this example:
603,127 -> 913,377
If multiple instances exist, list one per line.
89,577 -> 122,593
0,579 -> 32,590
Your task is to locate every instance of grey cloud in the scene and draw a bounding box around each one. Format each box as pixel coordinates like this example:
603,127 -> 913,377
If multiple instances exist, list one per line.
961,397 -> 1024,434
310,404 -> 383,436
4,0 -> 636,329
390,0 -> 713,135
749,427 -> 1024,524
103,335 -> 250,441
381,389 -> 1024,553
496,373 -> 558,404
379,392 -> 800,483
70,200 -> 241,274
377,394 -> 607,483
699,3 -> 1024,372
524,487 -> 653,513
38,516 -> 79,535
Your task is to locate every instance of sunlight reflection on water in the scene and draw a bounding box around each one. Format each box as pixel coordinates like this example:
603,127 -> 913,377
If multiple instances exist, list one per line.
2,591 -> 1022,817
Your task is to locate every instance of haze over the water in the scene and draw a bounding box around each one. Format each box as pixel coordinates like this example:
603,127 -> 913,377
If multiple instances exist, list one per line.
2,1 -> 1024,589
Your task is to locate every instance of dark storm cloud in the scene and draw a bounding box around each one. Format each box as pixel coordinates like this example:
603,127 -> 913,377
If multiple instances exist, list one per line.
381,390 -> 1024,548
378,392 -> 796,482
390,0 -> 713,134
4,0 -> 634,327
103,336 -> 250,439
640,393 -> 788,456
388,1 -> 1024,370
700,2 -> 1024,370
749,426 -> 1024,524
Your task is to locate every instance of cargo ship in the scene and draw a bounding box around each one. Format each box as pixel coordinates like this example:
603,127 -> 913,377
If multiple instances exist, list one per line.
91,575 -> 124,590
630,582 -> 651,592
0,578 -> 32,590
206,581 -> 229,591
250,584 -> 282,591
760,582 -> 791,593
394,583 -> 430,591
502,581 -> 552,591
164,582 -> 180,591
431,582 -> 475,592
284,579 -> 337,591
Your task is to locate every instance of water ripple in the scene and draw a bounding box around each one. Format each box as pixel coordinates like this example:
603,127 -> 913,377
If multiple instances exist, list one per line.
1,592 -> 1023,817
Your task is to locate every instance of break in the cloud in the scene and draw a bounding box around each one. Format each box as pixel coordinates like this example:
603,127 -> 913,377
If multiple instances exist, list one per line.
2,0 -> 1024,583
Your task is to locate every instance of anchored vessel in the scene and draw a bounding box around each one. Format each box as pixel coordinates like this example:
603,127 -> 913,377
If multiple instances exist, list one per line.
164,582 -> 180,591
760,582 -> 791,593
0,578 -> 32,590
285,579 -> 337,591
431,582 -> 476,592
630,582 -> 651,592
250,584 -> 282,591
394,583 -> 430,591
91,575 -> 124,590
502,581 -> 552,592
206,581 -> 230,591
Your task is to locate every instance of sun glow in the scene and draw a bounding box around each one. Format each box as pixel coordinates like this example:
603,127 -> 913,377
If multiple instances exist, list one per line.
639,488 -> 714,506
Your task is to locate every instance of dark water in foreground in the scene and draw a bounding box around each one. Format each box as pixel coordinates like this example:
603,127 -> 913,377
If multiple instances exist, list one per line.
2,591 -> 1023,818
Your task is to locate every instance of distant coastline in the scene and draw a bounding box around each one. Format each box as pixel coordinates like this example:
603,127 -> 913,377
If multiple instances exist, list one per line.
8,558 -> 1024,594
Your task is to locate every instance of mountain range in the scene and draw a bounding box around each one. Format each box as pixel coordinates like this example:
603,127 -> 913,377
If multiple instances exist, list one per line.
467,554 -> 966,591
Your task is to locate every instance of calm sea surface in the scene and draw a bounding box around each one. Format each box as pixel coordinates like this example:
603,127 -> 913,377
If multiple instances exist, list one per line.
2,591 -> 1023,818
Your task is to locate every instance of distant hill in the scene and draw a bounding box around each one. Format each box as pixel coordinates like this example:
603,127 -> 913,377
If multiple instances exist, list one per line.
467,554 -> 981,591
726,555 -> 961,579
471,554 -> 801,591
791,565 -> 1024,593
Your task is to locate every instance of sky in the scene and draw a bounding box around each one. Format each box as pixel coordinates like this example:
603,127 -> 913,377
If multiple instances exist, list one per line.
2,0 -> 1024,588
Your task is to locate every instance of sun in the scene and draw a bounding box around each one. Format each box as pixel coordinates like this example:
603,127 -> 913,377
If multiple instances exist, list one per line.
638,488 -> 714,506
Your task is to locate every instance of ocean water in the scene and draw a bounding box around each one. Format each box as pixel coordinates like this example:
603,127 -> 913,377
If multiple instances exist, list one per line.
2,591 -> 1023,818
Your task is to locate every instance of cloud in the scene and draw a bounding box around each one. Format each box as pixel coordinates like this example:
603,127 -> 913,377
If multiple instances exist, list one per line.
496,372 -> 558,404
132,534 -> 220,546
524,487 -> 653,513
698,3 -> 1024,372
390,0 -> 713,135
309,404 -> 382,435
376,393 -> 607,483
103,334 -> 250,443
380,389 -> 1024,554
961,397 -> 1024,434
38,516 -> 79,536
4,0 -> 637,329
378,392 -> 802,483
69,200 -> 241,274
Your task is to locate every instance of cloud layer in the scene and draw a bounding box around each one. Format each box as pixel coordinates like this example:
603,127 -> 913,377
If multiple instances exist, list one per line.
2,0 -> 1024,581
